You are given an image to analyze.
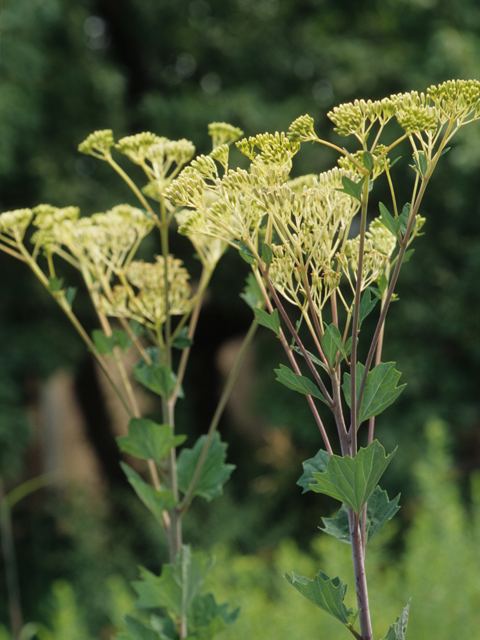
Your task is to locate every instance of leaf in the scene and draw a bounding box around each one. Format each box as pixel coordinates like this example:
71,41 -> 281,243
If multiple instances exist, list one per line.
362,150 -> 375,172
189,592 -> 239,640
337,175 -> 365,203
240,272 -> 263,309
177,432 -> 235,502
261,242 -> 273,267
297,449 -> 330,493
134,360 -> 178,398
382,601 -> 411,640
117,418 -> 186,463
342,362 -> 406,425
285,571 -> 354,626
172,327 -> 194,350
118,615 -> 163,640
321,324 -> 347,368
292,346 -> 329,372
310,440 -> 395,515
120,462 -> 176,521
274,364 -> 327,404
357,288 -> 379,329
379,202 -> 402,237
364,486 -> 401,542
253,307 -> 280,335
92,329 -> 132,356
65,286 -> 77,308
48,276 -> 64,292
401,203 -> 410,235
402,249 -> 415,264
134,546 -> 213,618
232,239 -> 256,264
320,486 -> 401,545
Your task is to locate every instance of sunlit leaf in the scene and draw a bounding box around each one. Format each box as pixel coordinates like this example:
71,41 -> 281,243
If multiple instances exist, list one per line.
285,570 -> 354,626
320,486 -> 400,544
382,601 -> 411,640
310,441 -> 395,515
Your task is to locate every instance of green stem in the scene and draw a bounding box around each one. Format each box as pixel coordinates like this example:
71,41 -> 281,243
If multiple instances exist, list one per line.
178,317 -> 259,515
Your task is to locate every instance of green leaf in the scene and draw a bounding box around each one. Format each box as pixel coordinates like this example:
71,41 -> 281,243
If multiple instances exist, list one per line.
382,601 -> 411,640
337,175 -> 365,203
357,288 -> 379,329
261,242 -> 273,267
120,462 -> 176,521
232,240 -> 256,264
189,592 -> 239,640
285,571 -> 354,626
240,272 -> 263,309
343,362 -> 406,425
321,323 -> 347,368
92,329 -> 132,356
362,150 -> 375,172
292,346 -> 329,372
274,364 -> 327,404
310,440 -> 395,515
117,418 -> 186,463
320,486 -> 401,545
134,546 -> 213,617
177,432 -> 235,502
172,327 -> 194,350
65,286 -> 77,308
253,307 -> 280,335
364,486 -> 401,542
134,360 -> 178,398
118,615 -> 163,640
297,449 -> 330,493
418,152 -> 428,176
401,203 -> 410,235
379,202 -> 402,237
48,276 -> 64,292
402,249 -> 415,264
320,504 -> 350,544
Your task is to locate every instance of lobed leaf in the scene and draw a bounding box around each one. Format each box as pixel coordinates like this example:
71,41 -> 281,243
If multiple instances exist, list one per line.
189,592 -> 239,640
134,360 -> 178,398
134,546 -> 213,618
274,364 -> 327,404
253,307 -> 280,335
240,272 -> 263,309
379,202 -> 402,237
343,362 -> 406,425
92,328 -> 132,357
285,571 -> 354,626
382,601 -> 411,640
337,175 -> 365,203
321,323 -> 348,368
297,449 -> 330,493
120,462 -> 176,522
320,486 -> 401,545
177,432 -> 235,502
172,327 -> 194,350
117,418 -> 186,463
310,440 -> 395,515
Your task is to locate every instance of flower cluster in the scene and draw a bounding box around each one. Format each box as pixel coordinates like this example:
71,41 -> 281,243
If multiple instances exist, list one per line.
99,255 -> 192,329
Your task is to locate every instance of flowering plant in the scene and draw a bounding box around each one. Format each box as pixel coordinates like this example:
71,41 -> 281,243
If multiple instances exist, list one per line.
1,79 -> 480,640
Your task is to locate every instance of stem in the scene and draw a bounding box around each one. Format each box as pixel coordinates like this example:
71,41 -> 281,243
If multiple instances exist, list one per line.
0,479 -> 23,640
348,507 -> 373,640
349,178 -> 370,453
178,318 -> 259,514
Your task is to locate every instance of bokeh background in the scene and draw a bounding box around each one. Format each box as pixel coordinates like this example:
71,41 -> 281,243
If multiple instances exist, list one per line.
1,0 -> 480,638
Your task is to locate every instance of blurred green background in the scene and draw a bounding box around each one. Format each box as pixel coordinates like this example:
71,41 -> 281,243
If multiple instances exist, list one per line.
1,0 -> 480,637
